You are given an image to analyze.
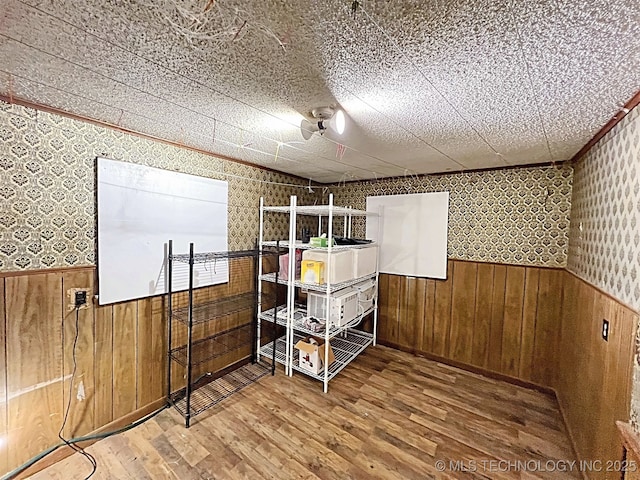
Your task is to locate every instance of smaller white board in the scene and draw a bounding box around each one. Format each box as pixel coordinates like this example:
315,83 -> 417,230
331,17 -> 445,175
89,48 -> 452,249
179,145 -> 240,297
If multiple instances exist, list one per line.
366,192 -> 449,279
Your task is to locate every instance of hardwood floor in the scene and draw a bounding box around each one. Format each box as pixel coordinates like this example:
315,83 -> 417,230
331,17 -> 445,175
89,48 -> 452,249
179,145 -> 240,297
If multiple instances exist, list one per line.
28,346 -> 579,480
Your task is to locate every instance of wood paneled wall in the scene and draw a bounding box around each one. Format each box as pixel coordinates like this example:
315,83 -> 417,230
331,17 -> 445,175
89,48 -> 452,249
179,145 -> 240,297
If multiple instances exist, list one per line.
557,272 -> 637,480
0,259 -> 253,476
378,260 -> 563,387
1,258 -> 636,477
378,261 -> 637,478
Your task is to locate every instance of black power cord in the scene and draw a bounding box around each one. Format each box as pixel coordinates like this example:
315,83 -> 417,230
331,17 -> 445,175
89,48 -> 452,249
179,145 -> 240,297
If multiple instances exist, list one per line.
2,294 -> 169,480
2,405 -> 167,480
57,306 -> 97,479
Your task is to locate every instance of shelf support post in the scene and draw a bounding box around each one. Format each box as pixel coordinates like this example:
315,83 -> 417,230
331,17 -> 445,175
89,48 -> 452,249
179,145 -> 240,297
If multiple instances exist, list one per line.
287,195 -> 297,376
257,197 -> 264,361
184,242 -> 195,427
323,193 -> 334,393
167,239 -> 173,404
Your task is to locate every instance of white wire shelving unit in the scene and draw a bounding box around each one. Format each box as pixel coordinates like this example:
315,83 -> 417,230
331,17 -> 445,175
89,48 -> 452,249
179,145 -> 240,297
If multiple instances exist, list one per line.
256,193 -> 379,393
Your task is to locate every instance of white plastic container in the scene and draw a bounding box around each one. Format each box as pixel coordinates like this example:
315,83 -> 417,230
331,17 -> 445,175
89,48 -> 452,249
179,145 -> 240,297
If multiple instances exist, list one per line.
302,249 -> 354,284
352,246 -> 378,279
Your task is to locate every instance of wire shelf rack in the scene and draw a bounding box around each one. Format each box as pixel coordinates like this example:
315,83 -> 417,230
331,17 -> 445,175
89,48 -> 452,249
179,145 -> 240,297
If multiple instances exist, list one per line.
170,361 -> 271,417
171,292 -> 254,326
259,335 -> 289,367
169,249 -> 262,264
259,305 -> 375,338
261,240 -> 376,251
262,205 -> 376,216
170,323 -> 252,366
258,195 -> 379,392
259,272 -> 377,294
259,329 -> 373,382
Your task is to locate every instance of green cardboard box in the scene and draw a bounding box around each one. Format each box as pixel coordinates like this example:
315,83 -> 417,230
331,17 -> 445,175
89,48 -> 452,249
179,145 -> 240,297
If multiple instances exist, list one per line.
309,237 -> 329,247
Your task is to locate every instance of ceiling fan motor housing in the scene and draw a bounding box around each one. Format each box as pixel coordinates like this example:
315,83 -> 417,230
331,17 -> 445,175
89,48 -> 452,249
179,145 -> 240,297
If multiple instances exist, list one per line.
311,106 -> 335,120
311,106 -> 335,135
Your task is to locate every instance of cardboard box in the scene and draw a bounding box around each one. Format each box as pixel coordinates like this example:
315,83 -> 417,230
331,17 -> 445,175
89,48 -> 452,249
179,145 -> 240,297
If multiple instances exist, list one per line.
294,336 -> 335,375
301,260 -> 325,284
309,237 -> 330,247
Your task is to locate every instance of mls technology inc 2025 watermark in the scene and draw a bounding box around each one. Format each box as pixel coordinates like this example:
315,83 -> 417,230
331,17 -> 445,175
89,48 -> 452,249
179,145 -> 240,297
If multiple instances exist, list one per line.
434,459 -> 636,474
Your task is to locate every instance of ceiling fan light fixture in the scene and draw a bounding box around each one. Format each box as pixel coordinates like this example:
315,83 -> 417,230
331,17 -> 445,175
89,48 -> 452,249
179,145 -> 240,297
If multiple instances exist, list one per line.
334,109 -> 345,135
300,106 -> 346,140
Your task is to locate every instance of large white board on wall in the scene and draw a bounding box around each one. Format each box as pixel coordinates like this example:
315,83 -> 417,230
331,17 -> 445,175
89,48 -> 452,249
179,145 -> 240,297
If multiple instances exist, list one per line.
97,157 -> 229,305
366,192 -> 449,279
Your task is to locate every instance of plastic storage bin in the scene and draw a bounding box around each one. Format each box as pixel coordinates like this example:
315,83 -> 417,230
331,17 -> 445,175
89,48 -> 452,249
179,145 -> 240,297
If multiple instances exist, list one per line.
352,246 -> 378,279
302,249 -> 354,284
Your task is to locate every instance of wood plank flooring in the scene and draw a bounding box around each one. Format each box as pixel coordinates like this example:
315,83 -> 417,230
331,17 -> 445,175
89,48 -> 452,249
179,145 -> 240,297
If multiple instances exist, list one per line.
28,346 -> 579,480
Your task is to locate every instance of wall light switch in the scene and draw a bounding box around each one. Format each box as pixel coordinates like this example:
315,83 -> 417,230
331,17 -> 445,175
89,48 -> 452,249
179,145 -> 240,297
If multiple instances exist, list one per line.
602,319 -> 609,342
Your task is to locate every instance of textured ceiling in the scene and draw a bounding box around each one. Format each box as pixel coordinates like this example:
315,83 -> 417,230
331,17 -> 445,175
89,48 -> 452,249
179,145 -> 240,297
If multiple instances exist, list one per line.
1,0 -> 639,183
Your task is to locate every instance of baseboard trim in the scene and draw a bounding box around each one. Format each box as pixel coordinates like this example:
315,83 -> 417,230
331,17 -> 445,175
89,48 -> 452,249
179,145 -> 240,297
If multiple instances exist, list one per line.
378,339 -> 555,396
14,398 -> 166,479
379,339 -> 591,477
555,392 -> 589,480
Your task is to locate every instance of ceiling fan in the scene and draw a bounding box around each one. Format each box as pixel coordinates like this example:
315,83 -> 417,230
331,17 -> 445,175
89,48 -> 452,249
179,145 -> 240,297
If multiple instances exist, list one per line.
300,106 -> 346,140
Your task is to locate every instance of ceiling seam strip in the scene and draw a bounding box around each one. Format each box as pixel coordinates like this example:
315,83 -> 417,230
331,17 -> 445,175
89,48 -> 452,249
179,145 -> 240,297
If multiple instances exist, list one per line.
511,0 -> 636,148
332,84 -> 467,171
207,1 -> 464,174
204,0 -> 467,173
317,15 -> 468,170
505,0 -> 555,163
12,0 -> 407,177
358,4 -> 509,165
0,35 -> 370,180
0,97 -> 324,189
0,67 -> 361,180
205,0 -> 453,174
0,64 -> 296,168
4,3 -> 353,173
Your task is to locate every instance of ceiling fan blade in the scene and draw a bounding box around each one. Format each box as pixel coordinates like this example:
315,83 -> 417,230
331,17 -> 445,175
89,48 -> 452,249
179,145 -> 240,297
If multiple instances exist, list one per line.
300,118 -> 317,140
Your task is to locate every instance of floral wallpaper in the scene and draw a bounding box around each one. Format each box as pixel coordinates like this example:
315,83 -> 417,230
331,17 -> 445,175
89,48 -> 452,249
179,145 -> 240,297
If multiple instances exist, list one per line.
0,100 -> 313,271
0,99 -> 575,273
567,107 -> 640,311
566,105 -> 640,431
328,164 -> 573,268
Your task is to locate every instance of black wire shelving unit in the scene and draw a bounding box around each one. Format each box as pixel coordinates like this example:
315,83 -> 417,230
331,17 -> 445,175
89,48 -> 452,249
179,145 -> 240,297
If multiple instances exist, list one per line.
166,241 -> 281,427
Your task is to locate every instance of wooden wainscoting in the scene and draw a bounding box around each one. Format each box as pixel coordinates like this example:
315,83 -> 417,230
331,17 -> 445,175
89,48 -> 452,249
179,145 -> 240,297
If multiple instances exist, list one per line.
377,261 -> 638,479
378,260 -> 563,387
2,258 -> 637,477
0,259 -> 254,476
557,271 -> 637,480
0,276 -> 7,475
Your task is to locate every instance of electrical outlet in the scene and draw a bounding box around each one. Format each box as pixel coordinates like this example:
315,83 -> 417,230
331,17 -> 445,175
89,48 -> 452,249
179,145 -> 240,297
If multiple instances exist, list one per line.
602,319 -> 609,341
75,290 -> 87,307
67,288 -> 90,311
